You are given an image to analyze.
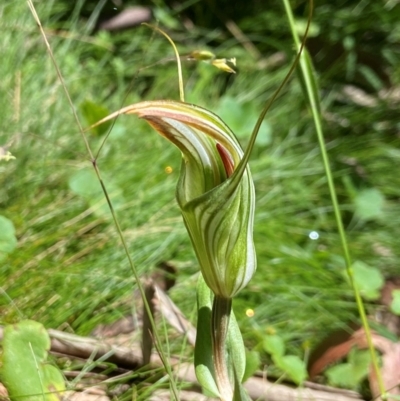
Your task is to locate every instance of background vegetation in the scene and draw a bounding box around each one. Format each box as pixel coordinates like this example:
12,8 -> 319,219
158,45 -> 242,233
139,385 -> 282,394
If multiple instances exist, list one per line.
1,0 -> 400,397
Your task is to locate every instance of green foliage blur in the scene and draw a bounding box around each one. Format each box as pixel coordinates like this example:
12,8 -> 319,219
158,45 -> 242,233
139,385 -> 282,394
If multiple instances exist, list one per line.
1,0 -> 400,395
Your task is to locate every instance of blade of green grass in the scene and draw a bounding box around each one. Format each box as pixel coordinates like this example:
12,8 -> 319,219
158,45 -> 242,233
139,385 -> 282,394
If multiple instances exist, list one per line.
26,1 -> 180,399
282,0 -> 387,398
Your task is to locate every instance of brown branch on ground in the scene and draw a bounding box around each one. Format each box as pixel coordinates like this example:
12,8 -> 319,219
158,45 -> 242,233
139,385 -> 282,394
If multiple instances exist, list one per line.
0,318 -> 365,401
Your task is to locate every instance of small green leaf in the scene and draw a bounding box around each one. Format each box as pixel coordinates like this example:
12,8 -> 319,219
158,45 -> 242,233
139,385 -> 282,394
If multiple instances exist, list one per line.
352,261 -> 384,300
242,350 -> 260,382
69,169 -> 125,217
0,215 -> 17,261
194,275 -> 220,398
274,355 -> 307,385
2,320 -> 65,400
80,99 -> 112,136
390,289 -> 400,315
326,349 -> 370,389
348,349 -> 371,380
326,363 -> 354,388
69,168 -> 103,199
227,310 -> 246,383
217,96 -> 271,145
233,364 -> 252,401
354,188 -> 385,221
263,334 -> 285,358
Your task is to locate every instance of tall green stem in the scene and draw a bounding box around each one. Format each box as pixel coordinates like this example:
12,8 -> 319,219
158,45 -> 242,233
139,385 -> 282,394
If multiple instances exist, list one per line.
212,296 -> 233,401
27,2 -> 180,399
282,0 -> 386,398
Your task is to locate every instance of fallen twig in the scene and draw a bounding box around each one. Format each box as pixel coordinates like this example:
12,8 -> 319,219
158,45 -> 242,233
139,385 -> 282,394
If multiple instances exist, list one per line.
0,325 -> 365,401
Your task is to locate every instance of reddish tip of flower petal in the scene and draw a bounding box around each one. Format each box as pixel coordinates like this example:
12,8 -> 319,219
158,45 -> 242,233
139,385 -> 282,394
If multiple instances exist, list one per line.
216,142 -> 234,177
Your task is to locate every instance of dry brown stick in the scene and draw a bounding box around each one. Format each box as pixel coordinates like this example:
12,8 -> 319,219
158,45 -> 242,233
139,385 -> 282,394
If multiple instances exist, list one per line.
142,279 -> 156,366
0,326 -> 364,401
225,19 -> 261,60
48,329 -> 142,369
244,376 -> 363,401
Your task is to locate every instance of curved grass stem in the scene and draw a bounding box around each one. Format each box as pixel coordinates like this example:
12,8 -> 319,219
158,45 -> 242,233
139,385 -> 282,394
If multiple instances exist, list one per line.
27,2 -> 180,399
282,0 -> 386,399
235,0 -> 312,187
143,23 -> 185,102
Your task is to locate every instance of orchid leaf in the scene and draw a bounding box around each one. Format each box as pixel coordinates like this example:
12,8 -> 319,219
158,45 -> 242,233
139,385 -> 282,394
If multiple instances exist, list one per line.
195,275 -> 220,398
227,308 -> 246,383
195,274 -> 248,397
233,365 -> 252,401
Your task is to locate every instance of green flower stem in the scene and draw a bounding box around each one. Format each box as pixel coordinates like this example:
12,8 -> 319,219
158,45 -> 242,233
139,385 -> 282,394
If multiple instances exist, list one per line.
212,296 -> 233,401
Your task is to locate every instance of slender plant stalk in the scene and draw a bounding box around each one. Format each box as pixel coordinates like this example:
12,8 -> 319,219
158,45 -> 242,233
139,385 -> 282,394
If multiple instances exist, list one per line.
212,297 -> 233,401
143,24 -> 185,102
27,2 -> 180,399
282,0 -> 386,398
240,0 -> 312,180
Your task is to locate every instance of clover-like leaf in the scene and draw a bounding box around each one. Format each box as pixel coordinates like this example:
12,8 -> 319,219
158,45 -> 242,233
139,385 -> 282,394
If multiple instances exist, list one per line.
2,320 -> 65,400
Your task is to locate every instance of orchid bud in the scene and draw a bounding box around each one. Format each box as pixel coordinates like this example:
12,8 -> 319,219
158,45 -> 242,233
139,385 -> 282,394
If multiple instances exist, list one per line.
96,100 -> 256,299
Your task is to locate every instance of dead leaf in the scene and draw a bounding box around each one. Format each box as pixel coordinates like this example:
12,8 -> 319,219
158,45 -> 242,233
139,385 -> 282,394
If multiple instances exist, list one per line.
99,7 -> 151,31
154,284 -> 196,346
309,328 -> 400,399
368,337 -> 400,400
0,383 -> 9,400
308,326 -> 358,378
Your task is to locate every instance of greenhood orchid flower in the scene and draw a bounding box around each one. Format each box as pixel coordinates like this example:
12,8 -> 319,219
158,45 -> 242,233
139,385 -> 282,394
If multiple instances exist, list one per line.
95,100 -> 256,299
